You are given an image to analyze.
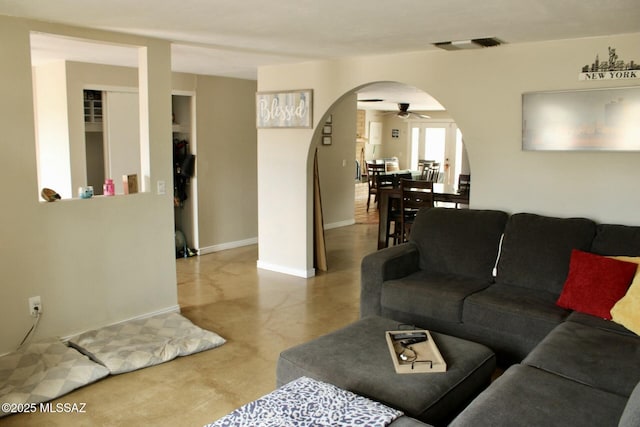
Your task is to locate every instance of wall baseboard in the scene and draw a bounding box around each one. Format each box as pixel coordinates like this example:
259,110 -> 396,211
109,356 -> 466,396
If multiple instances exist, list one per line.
324,219 -> 355,230
198,237 -> 258,255
256,260 -> 315,278
60,305 -> 181,343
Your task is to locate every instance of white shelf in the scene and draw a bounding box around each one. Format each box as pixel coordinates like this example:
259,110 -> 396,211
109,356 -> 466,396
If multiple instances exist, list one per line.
172,123 -> 190,133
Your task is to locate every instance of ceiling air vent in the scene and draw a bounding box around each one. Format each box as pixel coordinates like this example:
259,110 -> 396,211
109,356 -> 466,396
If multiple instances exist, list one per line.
434,37 -> 502,51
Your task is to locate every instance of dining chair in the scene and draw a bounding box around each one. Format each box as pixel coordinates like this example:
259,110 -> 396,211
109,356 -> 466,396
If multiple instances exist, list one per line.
366,162 -> 386,211
393,172 -> 413,187
418,160 -> 434,180
426,163 -> 441,182
370,172 -> 412,247
457,174 -> 471,208
377,170 -> 397,187
382,172 -> 412,245
399,179 -> 434,243
458,174 -> 471,192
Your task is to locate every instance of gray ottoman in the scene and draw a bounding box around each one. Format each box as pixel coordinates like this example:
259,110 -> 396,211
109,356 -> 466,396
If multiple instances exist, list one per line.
277,316 -> 495,426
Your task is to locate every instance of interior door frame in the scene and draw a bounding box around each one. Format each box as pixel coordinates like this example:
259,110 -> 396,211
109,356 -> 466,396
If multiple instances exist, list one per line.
172,90 -> 199,253
409,119 -> 458,184
102,89 -> 141,194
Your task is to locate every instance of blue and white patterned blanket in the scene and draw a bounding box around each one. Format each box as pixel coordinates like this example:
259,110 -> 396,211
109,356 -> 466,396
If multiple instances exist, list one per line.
206,376 -> 403,427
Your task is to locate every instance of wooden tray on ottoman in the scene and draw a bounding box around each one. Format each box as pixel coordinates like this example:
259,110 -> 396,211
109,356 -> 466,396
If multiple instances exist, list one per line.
386,329 -> 447,374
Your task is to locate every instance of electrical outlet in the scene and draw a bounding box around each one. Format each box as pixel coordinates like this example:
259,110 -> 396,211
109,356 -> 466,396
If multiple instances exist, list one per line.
29,296 -> 42,317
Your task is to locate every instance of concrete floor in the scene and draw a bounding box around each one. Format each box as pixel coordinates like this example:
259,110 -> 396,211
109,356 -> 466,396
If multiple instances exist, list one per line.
2,222 -> 379,426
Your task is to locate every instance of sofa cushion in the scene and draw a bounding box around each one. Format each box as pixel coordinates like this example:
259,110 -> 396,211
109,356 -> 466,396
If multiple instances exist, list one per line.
389,417 -> 432,427
381,270 -> 491,323
566,311 -> 636,336
463,284 -> 569,343
591,224 -> 640,256
619,381 -> 640,427
449,364 -> 628,427
556,250 -> 637,320
409,208 -> 508,281
495,213 -> 596,295
523,320 -> 640,397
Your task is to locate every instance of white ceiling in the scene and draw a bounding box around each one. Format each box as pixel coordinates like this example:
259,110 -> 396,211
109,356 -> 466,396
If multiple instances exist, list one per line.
4,0 -> 640,111
355,82 -> 446,112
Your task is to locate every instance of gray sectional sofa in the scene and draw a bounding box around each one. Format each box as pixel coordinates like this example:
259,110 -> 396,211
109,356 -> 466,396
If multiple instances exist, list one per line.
361,207 -> 640,426
450,311 -> 640,427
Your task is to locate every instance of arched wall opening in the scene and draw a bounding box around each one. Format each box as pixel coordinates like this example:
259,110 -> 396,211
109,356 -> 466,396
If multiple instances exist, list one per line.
256,77 -> 478,279
303,81 -> 471,273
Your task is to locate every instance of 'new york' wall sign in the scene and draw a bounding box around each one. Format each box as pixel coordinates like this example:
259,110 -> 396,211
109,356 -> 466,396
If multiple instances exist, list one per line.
580,47 -> 639,81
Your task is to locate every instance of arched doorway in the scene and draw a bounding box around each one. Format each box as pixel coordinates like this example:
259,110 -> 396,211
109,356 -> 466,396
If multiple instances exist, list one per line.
314,82 -> 471,225
312,81 -> 471,266
257,78 -> 472,278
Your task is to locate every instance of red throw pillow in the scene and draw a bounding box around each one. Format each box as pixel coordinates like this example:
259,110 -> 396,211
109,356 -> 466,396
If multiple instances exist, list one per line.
557,249 -> 638,319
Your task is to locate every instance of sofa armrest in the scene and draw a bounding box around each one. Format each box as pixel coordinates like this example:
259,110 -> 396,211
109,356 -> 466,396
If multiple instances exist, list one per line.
619,381 -> 640,427
360,243 -> 420,317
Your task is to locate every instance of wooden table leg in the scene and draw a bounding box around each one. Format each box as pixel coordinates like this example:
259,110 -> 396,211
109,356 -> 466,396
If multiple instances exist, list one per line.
377,191 -> 390,249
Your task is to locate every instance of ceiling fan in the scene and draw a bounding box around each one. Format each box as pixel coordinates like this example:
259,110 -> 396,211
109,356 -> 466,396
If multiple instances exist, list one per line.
387,103 -> 430,119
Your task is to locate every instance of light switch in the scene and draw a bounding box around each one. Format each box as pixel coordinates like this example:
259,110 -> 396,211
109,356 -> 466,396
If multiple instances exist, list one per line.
157,180 -> 166,195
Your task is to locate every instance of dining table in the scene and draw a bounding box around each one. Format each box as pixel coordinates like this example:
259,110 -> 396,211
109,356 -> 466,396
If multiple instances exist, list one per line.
376,182 -> 470,249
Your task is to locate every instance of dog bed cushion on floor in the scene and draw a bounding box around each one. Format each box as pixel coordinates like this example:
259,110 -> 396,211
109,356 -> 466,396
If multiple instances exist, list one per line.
68,312 -> 225,374
0,338 -> 109,417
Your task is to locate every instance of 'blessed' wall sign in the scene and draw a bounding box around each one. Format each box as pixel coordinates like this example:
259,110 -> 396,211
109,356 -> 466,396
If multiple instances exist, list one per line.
256,89 -> 313,128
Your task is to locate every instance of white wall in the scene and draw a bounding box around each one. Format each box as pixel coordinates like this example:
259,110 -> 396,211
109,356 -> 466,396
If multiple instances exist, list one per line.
0,16 -> 176,355
172,73 -> 259,253
33,61 -> 72,198
376,114 -> 407,166
257,33 -> 640,277
315,93 -> 357,229
103,91 -> 141,194
257,128 -> 315,277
